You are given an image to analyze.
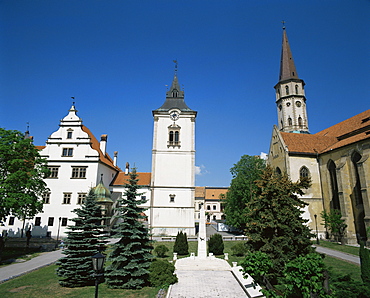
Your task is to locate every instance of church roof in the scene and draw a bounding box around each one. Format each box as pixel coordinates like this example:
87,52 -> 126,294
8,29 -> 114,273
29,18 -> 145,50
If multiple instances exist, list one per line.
281,109 -> 370,155
111,172 -> 151,186
154,72 -> 195,113
81,125 -> 121,171
279,28 -> 300,82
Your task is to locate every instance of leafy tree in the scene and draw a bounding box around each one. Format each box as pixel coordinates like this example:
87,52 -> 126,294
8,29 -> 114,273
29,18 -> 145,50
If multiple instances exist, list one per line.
224,155 -> 265,231
0,128 -> 49,224
244,166 -> 314,283
148,259 -> 177,287
105,168 -> 152,289
321,209 -> 347,243
282,253 -> 329,298
360,241 -> 370,288
240,251 -> 273,289
56,189 -> 107,287
231,242 -> 247,256
173,231 -> 188,255
154,244 -> 169,258
208,233 -> 224,255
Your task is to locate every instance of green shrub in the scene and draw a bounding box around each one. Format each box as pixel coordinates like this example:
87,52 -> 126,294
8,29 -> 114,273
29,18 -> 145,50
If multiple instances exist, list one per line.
149,259 -> 178,287
208,233 -> 224,255
154,244 -> 169,258
173,231 -> 188,255
231,242 -> 247,256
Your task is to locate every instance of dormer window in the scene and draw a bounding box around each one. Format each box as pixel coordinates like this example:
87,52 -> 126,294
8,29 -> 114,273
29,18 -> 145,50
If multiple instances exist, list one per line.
172,89 -> 178,97
67,129 -> 73,139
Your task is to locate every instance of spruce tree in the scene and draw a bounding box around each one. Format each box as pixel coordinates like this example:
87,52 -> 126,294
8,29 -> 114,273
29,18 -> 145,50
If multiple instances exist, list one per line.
360,241 -> 370,288
56,189 -> 107,287
105,168 -> 152,289
244,166 -> 313,283
173,231 -> 189,255
208,233 -> 224,255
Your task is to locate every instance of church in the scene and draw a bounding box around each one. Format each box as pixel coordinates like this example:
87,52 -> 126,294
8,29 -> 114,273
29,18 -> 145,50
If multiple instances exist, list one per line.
267,27 -> 370,245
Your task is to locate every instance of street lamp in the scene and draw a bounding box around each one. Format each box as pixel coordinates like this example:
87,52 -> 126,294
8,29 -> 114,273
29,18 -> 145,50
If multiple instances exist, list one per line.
314,214 -> 320,245
55,217 -> 61,249
91,252 -> 106,298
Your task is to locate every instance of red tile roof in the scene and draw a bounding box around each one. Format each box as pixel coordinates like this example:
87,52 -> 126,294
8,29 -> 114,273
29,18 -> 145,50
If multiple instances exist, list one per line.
81,125 -> 121,171
281,110 -> 370,154
111,172 -> 151,186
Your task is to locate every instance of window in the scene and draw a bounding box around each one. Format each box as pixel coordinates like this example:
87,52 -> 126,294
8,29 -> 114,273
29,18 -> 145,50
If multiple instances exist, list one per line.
35,217 -> 41,226
62,148 -> 73,157
63,193 -> 72,204
207,205 -> 210,210
42,192 -> 50,204
169,194 -> 175,202
295,85 -> 299,94
288,117 -> 292,126
168,125 -> 181,147
298,116 -> 303,127
61,218 -> 68,226
67,131 -> 73,139
300,166 -> 310,178
47,167 -> 59,178
285,85 -> 289,95
8,217 -> 15,225
141,196 -> 146,200
77,193 -> 86,204
48,217 -> 54,226
71,167 -> 87,179
213,205 -> 216,210
213,215 -> 216,220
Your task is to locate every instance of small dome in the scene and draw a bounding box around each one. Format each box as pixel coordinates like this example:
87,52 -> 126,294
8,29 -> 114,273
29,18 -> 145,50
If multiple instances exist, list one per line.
93,175 -> 113,204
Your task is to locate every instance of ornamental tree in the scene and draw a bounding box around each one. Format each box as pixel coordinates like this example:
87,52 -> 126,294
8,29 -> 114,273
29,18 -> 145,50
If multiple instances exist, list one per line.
224,155 -> 265,231
56,189 -> 107,287
173,231 -> 189,255
208,233 -> 224,255
105,168 -> 152,289
0,128 -> 49,223
244,166 -> 314,283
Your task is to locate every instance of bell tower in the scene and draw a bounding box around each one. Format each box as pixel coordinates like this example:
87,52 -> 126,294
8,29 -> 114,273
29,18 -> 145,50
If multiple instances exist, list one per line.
150,64 -> 197,236
274,27 -> 309,133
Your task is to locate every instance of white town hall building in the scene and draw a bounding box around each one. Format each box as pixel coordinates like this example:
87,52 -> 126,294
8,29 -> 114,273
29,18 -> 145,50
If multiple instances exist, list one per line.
3,69 -> 197,238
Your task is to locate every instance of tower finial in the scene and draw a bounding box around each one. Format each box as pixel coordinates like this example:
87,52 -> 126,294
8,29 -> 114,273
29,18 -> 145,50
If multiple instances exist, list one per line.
173,60 -> 178,73
71,97 -> 75,107
282,20 -> 286,30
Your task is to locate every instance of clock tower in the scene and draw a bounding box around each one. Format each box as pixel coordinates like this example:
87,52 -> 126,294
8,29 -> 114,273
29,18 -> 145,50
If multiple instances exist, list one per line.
274,27 -> 309,133
150,67 -> 197,236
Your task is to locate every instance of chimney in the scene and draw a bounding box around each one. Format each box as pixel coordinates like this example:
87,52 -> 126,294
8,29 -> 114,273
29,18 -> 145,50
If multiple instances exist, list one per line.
125,162 -> 130,175
113,151 -> 118,166
100,134 -> 108,155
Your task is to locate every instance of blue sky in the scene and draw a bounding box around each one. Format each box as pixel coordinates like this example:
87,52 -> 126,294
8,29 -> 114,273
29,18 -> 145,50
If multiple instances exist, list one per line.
1,1 -> 369,187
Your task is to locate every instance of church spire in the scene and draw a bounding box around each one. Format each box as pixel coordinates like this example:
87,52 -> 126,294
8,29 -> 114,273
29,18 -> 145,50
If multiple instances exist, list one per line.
279,28 -> 299,82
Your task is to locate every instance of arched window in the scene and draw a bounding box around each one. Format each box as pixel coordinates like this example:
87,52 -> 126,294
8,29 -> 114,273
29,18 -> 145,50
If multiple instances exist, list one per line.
288,117 -> 292,126
328,160 -> 340,210
285,86 -> 289,95
298,116 -> 303,127
168,125 -> 181,147
169,131 -> 174,142
175,131 -> 179,143
295,85 -> 299,94
299,166 -> 310,178
277,88 -> 280,97
276,167 -> 282,176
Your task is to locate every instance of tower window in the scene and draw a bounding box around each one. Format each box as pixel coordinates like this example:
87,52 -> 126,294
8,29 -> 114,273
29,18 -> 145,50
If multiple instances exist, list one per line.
300,166 -> 310,178
295,85 -> 299,94
288,117 -> 292,126
285,86 -> 289,95
298,116 -> 303,127
168,125 -> 181,147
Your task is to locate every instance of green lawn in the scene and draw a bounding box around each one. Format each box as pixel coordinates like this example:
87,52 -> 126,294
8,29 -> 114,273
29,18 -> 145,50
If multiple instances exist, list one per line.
315,240 -> 359,256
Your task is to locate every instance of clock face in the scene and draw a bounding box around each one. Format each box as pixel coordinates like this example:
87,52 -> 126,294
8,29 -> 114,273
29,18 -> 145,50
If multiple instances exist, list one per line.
296,101 -> 302,107
170,111 -> 179,121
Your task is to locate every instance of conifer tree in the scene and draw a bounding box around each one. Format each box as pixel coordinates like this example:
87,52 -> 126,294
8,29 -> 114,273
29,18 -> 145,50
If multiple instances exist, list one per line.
105,168 -> 152,289
173,231 -> 189,255
208,233 -> 224,255
56,189 -> 107,287
360,241 -> 370,288
244,166 -> 313,283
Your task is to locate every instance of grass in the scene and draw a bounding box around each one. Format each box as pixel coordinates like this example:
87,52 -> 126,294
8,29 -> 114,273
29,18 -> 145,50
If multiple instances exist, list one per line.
323,255 -> 361,282
315,240 -> 359,256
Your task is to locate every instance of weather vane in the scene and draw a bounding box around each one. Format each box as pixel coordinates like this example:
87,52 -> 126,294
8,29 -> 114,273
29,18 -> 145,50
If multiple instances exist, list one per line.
282,20 -> 286,29
173,60 -> 178,72
71,97 -> 75,106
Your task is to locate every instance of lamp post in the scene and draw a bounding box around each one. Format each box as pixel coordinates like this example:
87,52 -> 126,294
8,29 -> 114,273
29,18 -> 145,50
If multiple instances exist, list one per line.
314,214 -> 320,245
92,252 -> 106,298
55,217 -> 61,249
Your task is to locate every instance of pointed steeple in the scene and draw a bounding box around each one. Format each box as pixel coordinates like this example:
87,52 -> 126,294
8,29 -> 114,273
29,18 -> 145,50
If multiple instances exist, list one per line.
279,28 -> 299,82
154,65 -> 194,113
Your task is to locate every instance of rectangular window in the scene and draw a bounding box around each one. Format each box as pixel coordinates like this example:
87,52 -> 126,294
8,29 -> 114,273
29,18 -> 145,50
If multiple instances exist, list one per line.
42,192 -> 50,204
213,205 -> 217,210
47,167 -> 59,178
8,217 -> 15,225
71,167 -> 87,179
48,217 -> 54,226
35,217 -> 41,226
62,148 -> 73,157
61,218 -> 68,226
63,193 -> 71,204
77,193 -> 86,204
67,131 -> 73,139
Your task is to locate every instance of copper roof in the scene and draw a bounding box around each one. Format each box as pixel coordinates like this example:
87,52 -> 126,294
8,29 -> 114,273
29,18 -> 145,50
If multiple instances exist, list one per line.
111,172 -> 151,186
281,110 -> 370,154
81,125 -> 121,171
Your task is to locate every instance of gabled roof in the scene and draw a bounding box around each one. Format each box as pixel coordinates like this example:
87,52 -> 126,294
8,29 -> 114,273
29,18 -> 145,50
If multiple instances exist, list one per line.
111,172 -> 151,186
280,110 -> 370,155
81,125 -> 121,171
